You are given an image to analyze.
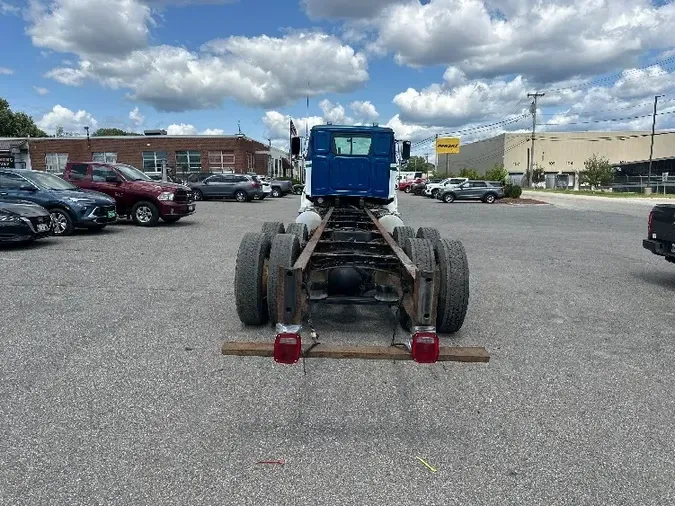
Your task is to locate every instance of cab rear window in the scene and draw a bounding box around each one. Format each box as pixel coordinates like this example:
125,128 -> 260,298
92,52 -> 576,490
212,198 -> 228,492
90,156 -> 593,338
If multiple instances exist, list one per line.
332,135 -> 372,156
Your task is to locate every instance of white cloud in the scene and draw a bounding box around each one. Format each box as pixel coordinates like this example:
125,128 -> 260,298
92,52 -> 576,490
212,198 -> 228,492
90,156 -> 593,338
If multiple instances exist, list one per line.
350,100 -> 379,122
33,86 -> 49,95
27,0 -> 152,56
357,0 -> 675,84
129,106 -> 144,126
43,32 -> 369,111
166,123 -> 198,135
0,67 -> 14,75
166,124 -> 227,135
393,69 -> 529,127
1,1 -> 20,15
37,104 -> 98,133
262,99 -> 382,146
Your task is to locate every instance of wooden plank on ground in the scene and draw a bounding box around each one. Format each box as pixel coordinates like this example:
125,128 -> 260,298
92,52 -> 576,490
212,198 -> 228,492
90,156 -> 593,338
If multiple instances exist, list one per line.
221,342 -> 490,363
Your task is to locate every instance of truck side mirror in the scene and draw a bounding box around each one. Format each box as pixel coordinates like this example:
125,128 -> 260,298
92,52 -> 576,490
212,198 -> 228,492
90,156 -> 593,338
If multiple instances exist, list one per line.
291,136 -> 301,157
401,141 -> 411,160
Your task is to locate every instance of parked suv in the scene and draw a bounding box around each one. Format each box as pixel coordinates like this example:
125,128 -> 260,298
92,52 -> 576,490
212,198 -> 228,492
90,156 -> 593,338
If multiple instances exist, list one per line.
424,177 -> 469,198
437,180 -> 505,203
62,162 -> 195,226
0,169 -> 117,235
187,173 -> 263,202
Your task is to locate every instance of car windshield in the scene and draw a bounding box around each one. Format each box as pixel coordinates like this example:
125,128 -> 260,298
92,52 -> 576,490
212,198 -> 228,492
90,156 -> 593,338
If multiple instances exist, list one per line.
23,171 -> 77,190
114,164 -> 153,181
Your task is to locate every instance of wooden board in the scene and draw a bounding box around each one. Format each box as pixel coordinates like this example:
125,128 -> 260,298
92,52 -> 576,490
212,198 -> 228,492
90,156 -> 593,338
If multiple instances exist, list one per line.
221,341 -> 490,363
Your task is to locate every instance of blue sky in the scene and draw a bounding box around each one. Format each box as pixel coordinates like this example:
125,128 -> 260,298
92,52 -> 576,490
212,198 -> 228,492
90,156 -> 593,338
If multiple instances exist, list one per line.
1,0 -> 675,153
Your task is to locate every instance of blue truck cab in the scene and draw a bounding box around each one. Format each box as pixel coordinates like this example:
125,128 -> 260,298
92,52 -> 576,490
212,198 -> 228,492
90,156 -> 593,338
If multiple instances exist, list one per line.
298,125 -> 409,208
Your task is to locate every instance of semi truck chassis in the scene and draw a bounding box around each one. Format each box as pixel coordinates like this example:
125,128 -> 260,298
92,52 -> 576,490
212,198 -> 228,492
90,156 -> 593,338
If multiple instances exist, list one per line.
226,205 -> 489,365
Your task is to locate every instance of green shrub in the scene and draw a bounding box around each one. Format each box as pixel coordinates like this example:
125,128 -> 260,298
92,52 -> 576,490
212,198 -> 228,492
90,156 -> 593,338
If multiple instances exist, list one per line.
504,184 -> 522,198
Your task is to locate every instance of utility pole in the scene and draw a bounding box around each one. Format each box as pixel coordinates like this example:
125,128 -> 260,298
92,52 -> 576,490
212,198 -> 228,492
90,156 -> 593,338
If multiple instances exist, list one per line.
647,94 -> 664,194
527,92 -> 545,188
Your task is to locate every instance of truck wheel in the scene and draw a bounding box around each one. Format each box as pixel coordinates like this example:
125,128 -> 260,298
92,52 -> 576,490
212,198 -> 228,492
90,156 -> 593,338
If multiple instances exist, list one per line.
416,227 -> 441,243
392,226 -> 416,247
399,237 -> 437,332
267,234 -> 301,326
271,187 -> 282,198
131,201 -> 159,227
261,221 -> 285,239
235,232 -> 272,325
434,238 -> 469,334
49,208 -> 74,236
285,222 -> 308,246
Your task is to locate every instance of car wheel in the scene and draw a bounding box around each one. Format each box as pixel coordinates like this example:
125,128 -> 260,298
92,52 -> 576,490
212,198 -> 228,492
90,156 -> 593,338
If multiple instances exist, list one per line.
443,193 -> 455,203
272,188 -> 282,198
131,201 -> 160,226
431,189 -> 438,198
404,186 -> 412,193
235,190 -> 248,202
49,208 -> 74,236
193,189 -> 203,201
484,193 -> 496,204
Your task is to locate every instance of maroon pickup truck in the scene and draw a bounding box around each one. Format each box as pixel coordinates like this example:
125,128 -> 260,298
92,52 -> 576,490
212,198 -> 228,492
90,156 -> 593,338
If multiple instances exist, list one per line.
62,161 -> 196,226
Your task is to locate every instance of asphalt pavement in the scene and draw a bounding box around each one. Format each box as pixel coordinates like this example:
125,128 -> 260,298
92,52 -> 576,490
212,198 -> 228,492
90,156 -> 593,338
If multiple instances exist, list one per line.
1,192 -> 674,506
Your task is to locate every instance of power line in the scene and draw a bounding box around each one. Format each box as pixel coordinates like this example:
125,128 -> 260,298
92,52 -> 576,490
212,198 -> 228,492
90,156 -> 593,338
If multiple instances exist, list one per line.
537,109 -> 675,126
538,97 -> 675,117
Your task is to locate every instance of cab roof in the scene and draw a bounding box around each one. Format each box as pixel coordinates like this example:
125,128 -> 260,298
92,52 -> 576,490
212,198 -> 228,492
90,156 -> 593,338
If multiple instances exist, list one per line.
310,124 -> 394,134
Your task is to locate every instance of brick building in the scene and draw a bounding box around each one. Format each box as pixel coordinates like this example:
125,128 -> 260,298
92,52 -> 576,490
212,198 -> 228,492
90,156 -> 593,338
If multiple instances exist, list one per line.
5,133 -> 294,178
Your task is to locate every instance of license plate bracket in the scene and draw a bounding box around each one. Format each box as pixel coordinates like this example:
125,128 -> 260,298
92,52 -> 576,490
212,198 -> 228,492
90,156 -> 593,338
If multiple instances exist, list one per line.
107,210 -> 116,218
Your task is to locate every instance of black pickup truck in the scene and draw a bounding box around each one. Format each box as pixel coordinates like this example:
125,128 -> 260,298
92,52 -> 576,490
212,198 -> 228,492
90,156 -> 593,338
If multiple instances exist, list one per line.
643,204 -> 675,264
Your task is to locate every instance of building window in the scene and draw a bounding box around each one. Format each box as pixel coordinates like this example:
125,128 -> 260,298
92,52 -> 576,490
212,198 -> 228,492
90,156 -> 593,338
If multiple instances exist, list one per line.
247,153 -> 253,169
142,151 -> 167,172
208,151 -> 235,170
93,152 -> 117,163
45,153 -> 68,173
175,150 -> 201,172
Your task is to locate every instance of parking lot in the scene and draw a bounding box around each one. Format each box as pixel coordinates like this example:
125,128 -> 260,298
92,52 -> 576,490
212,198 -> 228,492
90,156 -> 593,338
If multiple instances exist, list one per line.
2,192 -> 675,505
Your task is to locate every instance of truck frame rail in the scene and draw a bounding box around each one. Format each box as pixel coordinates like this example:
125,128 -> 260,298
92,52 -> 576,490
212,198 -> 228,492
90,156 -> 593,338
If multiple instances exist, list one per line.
228,205 -> 488,365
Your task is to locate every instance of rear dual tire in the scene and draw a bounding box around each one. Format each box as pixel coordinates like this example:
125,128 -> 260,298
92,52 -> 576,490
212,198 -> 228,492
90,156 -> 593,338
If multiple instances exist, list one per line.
399,235 -> 469,334
235,229 -> 303,326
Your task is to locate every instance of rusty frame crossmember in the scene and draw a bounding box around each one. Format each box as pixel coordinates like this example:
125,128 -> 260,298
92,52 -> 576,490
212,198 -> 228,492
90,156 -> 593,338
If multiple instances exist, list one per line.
223,206 -> 490,364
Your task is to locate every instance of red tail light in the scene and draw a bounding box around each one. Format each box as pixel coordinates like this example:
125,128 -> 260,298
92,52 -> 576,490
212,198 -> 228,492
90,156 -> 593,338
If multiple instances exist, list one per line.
411,331 -> 439,364
274,333 -> 301,364
252,182 -> 260,188
648,210 -> 654,237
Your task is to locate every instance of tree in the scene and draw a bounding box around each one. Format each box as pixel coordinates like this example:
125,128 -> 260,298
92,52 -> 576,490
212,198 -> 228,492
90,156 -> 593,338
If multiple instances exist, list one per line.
0,98 -> 47,137
404,155 -> 434,173
459,167 -> 481,179
92,127 -> 141,136
484,163 -> 509,183
580,154 -> 614,189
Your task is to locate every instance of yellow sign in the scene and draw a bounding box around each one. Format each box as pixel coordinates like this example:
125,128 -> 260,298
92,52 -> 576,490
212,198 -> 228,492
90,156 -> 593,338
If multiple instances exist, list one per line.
436,137 -> 460,154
